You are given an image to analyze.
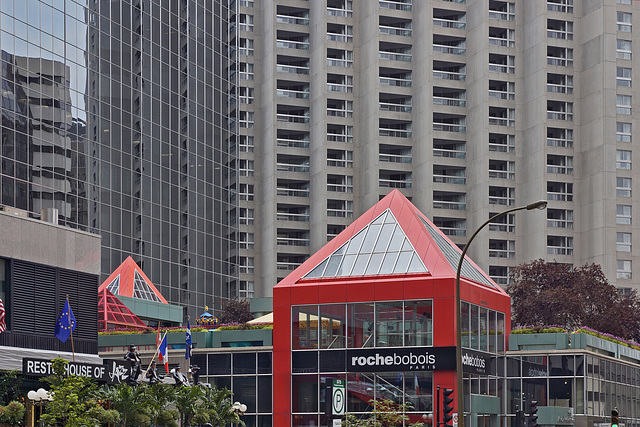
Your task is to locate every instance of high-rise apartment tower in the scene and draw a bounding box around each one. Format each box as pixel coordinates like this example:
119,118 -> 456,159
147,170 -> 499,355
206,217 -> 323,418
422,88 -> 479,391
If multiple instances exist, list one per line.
235,0 -> 640,297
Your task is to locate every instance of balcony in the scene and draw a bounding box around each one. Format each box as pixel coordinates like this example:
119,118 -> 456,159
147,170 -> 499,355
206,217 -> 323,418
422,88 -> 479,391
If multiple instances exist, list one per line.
379,120 -> 412,138
277,207 -> 310,222
277,155 -> 310,173
327,175 -> 354,193
433,191 -> 466,210
277,15 -> 310,26
547,155 -> 573,175
327,200 -> 354,218
379,50 -> 412,62
379,25 -> 412,37
379,146 -> 413,163
277,64 -> 310,75
547,128 -> 573,148
379,171 -> 412,189
547,46 -> 573,67
547,182 -> 573,202
433,18 -> 466,30
489,54 -> 515,74
433,141 -> 466,159
489,160 -> 515,180
433,166 -> 466,185
547,19 -> 573,40
434,43 -> 466,56
489,134 -> 515,153
277,180 -> 310,198
547,209 -> 573,229
489,186 -> 515,206
489,1 -> 515,21
379,0 -> 412,11
433,96 -> 466,108
433,218 -> 466,237
547,0 -> 573,13
547,101 -> 573,121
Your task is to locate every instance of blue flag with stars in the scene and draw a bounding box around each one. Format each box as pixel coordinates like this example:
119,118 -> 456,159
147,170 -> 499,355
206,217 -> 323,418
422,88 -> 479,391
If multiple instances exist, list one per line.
55,299 -> 76,343
185,319 -> 192,360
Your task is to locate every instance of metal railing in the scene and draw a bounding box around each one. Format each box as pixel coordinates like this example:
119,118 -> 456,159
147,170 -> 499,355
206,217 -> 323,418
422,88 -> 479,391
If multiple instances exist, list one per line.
276,15 -> 309,25
433,148 -> 466,159
277,188 -> 310,197
379,26 -> 412,37
433,19 -> 466,30
380,103 -> 413,113
433,175 -> 466,185
433,97 -> 466,107
433,70 -> 466,81
380,77 -> 412,87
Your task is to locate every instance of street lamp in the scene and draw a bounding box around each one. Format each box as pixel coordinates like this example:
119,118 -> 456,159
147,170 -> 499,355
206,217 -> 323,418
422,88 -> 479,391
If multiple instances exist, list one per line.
27,388 -> 53,426
454,200 -> 547,427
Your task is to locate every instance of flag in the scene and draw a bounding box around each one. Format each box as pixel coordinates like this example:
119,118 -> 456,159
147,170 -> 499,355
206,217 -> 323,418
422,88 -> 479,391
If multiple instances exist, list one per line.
185,320 -> 192,360
414,372 -> 420,395
158,334 -> 169,373
0,297 -> 6,333
55,299 -> 76,342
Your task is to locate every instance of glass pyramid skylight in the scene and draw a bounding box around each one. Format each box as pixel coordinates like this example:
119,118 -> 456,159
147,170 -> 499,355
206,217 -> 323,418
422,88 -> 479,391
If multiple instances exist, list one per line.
132,271 -> 162,302
106,276 -> 120,295
305,209 -> 428,278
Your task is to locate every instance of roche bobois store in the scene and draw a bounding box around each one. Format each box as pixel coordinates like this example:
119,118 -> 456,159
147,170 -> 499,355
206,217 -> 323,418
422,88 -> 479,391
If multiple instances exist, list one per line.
273,190 -> 511,427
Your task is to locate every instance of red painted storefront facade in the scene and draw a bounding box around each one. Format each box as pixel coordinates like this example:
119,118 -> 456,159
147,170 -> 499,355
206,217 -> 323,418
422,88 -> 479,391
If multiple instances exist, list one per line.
273,190 -> 511,426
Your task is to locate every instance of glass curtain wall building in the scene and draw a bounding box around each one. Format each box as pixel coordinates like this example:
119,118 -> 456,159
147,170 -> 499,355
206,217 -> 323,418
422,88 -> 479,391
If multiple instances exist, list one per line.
0,0 -> 237,317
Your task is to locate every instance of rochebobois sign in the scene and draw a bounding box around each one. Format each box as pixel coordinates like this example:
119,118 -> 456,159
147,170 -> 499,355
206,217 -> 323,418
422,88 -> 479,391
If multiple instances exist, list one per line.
346,347 -> 457,372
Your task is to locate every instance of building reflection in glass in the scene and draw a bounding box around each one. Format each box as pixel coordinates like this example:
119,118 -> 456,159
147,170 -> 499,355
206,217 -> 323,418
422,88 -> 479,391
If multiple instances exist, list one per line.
1,0 -> 237,316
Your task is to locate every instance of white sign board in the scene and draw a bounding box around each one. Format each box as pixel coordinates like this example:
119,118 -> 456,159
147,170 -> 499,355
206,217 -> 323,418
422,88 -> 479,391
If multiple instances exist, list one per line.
332,379 -> 346,416
333,420 -> 342,427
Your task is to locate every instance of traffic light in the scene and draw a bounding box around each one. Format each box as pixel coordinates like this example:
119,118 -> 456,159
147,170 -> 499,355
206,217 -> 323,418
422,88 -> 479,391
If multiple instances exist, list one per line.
442,388 -> 454,427
612,407 -> 619,427
528,401 -> 538,427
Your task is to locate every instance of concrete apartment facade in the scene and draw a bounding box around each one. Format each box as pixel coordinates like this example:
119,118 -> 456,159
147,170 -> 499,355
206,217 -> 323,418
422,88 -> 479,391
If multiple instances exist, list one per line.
235,0 -> 640,298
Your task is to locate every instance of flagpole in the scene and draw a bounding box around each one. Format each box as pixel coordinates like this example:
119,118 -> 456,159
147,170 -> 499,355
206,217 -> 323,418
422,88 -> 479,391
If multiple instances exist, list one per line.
142,330 -> 168,381
67,295 -> 75,362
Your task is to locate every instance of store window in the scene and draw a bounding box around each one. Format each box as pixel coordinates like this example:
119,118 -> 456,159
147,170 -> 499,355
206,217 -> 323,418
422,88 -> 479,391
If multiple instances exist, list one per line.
461,302 -> 506,353
293,305 -> 319,350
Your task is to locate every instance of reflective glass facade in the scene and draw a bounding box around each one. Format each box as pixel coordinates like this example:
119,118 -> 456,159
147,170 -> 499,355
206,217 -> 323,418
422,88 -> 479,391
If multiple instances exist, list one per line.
0,0 -> 237,316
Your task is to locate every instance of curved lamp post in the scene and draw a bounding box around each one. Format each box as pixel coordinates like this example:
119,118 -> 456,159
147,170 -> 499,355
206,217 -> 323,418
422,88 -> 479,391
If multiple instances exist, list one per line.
455,200 -> 547,427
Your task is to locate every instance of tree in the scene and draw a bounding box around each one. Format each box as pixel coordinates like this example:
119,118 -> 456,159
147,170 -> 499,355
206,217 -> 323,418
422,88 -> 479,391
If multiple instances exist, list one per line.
218,298 -> 253,324
101,382 -> 150,426
173,384 -> 205,427
0,371 -> 20,406
342,399 -> 425,427
507,260 -> 640,341
0,400 -> 25,426
40,358 -> 119,427
194,387 -> 245,427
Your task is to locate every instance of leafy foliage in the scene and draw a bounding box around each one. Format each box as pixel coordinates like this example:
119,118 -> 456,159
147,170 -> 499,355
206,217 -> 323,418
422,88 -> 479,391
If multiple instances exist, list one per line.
40,358 -> 119,427
342,399 -> 425,427
0,371 -> 20,406
511,326 -> 567,334
217,298 -> 253,324
507,260 -> 640,341
193,387 -> 245,427
0,400 -> 25,426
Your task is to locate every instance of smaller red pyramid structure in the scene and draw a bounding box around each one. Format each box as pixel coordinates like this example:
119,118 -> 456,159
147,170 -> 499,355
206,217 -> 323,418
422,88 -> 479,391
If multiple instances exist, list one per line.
98,287 -> 147,330
98,256 -> 168,304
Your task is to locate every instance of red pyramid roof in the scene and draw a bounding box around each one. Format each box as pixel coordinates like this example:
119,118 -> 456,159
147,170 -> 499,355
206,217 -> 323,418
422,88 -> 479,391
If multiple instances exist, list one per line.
98,256 -> 169,304
98,287 -> 147,330
276,190 -> 507,297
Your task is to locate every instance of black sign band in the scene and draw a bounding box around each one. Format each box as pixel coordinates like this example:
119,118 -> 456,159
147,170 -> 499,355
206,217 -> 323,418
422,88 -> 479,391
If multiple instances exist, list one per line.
346,347 -> 457,372
22,358 -> 133,385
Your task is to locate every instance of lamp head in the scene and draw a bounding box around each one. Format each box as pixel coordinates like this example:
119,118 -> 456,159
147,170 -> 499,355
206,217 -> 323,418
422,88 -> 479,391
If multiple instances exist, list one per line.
526,200 -> 548,210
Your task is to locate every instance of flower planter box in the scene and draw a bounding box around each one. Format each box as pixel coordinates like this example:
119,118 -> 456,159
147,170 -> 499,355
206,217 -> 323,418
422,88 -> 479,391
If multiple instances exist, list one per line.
508,333 -> 570,351
99,331 -> 211,349
570,333 -> 617,357
211,329 -> 273,347
617,342 -> 640,364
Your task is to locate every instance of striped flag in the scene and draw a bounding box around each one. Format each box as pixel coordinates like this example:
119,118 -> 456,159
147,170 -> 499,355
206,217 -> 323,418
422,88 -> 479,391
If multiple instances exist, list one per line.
156,330 -> 169,373
0,297 -> 6,333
